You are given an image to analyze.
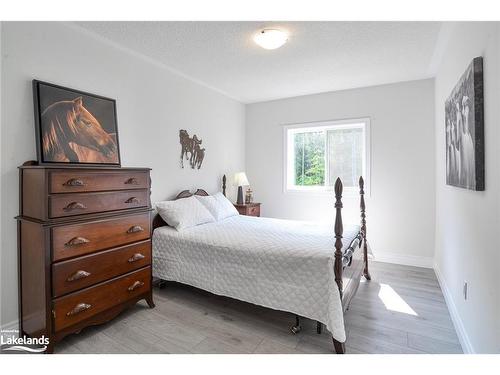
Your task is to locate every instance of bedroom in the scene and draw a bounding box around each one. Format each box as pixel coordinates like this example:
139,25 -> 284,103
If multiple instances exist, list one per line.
1,0 -> 499,369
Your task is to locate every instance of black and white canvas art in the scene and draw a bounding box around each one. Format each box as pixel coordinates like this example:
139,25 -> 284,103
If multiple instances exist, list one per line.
445,57 -> 484,191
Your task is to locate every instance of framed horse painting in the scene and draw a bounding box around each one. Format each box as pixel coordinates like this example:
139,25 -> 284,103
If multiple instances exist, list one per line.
32,80 -> 121,166
445,57 -> 484,191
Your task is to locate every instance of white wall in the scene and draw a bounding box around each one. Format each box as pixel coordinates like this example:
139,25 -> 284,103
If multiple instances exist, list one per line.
434,22 -> 500,353
246,79 -> 436,267
0,22 -> 245,327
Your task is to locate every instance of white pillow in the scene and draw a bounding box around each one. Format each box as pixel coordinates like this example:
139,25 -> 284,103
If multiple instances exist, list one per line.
155,196 -> 215,231
195,192 -> 239,221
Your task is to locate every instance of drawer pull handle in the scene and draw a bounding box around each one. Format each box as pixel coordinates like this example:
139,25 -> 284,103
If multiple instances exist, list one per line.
125,197 -> 140,204
65,236 -> 90,247
128,253 -> 145,263
125,177 -> 139,185
66,303 -> 91,317
67,270 -> 91,282
63,178 -> 85,187
63,202 -> 87,211
128,281 -> 145,292
127,225 -> 144,234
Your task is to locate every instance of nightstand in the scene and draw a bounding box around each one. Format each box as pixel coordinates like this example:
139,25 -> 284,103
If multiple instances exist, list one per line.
234,203 -> 261,217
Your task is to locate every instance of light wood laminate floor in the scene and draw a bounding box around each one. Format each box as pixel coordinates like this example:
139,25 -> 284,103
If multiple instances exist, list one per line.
56,261 -> 462,354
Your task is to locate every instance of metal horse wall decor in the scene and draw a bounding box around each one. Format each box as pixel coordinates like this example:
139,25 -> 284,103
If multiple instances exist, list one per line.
179,129 -> 205,169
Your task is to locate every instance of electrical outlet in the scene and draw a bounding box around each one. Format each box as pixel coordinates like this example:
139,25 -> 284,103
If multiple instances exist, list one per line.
463,281 -> 468,301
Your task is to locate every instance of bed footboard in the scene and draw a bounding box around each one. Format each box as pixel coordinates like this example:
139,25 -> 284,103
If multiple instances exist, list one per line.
331,176 -> 370,354
333,177 -> 371,297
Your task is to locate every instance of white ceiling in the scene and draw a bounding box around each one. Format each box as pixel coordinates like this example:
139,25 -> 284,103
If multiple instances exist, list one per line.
76,21 -> 442,103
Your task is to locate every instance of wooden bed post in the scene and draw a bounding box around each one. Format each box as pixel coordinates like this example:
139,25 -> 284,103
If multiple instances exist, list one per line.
334,177 -> 344,296
222,174 -> 227,197
359,176 -> 371,280
333,177 -> 346,354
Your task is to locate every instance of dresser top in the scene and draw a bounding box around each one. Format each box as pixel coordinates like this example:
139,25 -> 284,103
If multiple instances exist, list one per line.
233,202 -> 261,207
19,161 -> 150,171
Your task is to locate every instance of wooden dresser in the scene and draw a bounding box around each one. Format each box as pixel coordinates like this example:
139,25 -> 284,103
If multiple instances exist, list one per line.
234,203 -> 261,217
17,163 -> 154,353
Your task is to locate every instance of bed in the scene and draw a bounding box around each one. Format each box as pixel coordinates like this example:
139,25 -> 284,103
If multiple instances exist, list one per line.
152,176 -> 371,354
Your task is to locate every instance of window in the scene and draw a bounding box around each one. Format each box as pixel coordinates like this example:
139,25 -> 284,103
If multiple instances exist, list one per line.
284,118 -> 370,195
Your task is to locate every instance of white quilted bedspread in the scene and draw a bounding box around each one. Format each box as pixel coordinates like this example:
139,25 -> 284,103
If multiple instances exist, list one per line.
152,215 -> 360,342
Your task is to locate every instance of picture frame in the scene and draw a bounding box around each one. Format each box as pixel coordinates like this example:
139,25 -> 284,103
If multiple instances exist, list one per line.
32,80 -> 121,167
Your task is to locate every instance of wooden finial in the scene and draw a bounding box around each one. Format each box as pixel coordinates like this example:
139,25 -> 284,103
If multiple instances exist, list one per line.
222,175 -> 227,197
334,177 -> 344,296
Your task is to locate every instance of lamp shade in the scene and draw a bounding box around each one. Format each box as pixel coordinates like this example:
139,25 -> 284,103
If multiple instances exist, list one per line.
234,172 -> 250,186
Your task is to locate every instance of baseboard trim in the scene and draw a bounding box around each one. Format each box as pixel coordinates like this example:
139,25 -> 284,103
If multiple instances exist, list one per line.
433,263 -> 475,354
372,251 -> 433,268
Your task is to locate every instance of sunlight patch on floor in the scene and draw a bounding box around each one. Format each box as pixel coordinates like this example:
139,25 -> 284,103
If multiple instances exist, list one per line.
378,283 -> 418,316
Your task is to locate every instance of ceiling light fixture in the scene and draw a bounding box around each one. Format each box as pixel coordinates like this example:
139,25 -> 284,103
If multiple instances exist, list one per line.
253,29 -> 288,50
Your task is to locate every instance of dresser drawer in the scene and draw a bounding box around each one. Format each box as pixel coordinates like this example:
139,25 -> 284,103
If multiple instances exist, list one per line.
52,212 -> 151,261
248,205 -> 260,217
52,240 -> 151,297
234,204 -> 261,217
49,170 -> 150,194
52,267 -> 151,331
49,190 -> 150,218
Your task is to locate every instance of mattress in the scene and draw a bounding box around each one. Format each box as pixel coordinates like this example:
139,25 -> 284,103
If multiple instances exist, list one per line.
152,214 -> 360,342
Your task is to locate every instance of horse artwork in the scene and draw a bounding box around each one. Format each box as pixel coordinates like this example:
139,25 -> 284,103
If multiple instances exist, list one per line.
179,129 -> 206,169
445,57 -> 484,191
33,80 -> 121,166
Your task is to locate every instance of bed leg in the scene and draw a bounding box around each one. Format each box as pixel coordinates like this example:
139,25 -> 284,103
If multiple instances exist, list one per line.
291,315 -> 302,334
363,254 -> 372,280
362,239 -> 371,280
332,337 -> 346,354
316,321 -> 322,334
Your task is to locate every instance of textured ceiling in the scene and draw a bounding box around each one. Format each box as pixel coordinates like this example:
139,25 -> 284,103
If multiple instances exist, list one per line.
76,21 -> 442,103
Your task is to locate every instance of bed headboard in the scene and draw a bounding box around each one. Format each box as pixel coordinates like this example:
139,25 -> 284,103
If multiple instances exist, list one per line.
151,174 -> 227,231
175,189 -> 209,199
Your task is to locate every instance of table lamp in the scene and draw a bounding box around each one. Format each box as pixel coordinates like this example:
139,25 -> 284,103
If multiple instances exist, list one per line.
234,172 -> 250,205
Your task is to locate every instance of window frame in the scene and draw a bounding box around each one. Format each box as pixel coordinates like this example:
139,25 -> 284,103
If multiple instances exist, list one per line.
283,117 -> 371,197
